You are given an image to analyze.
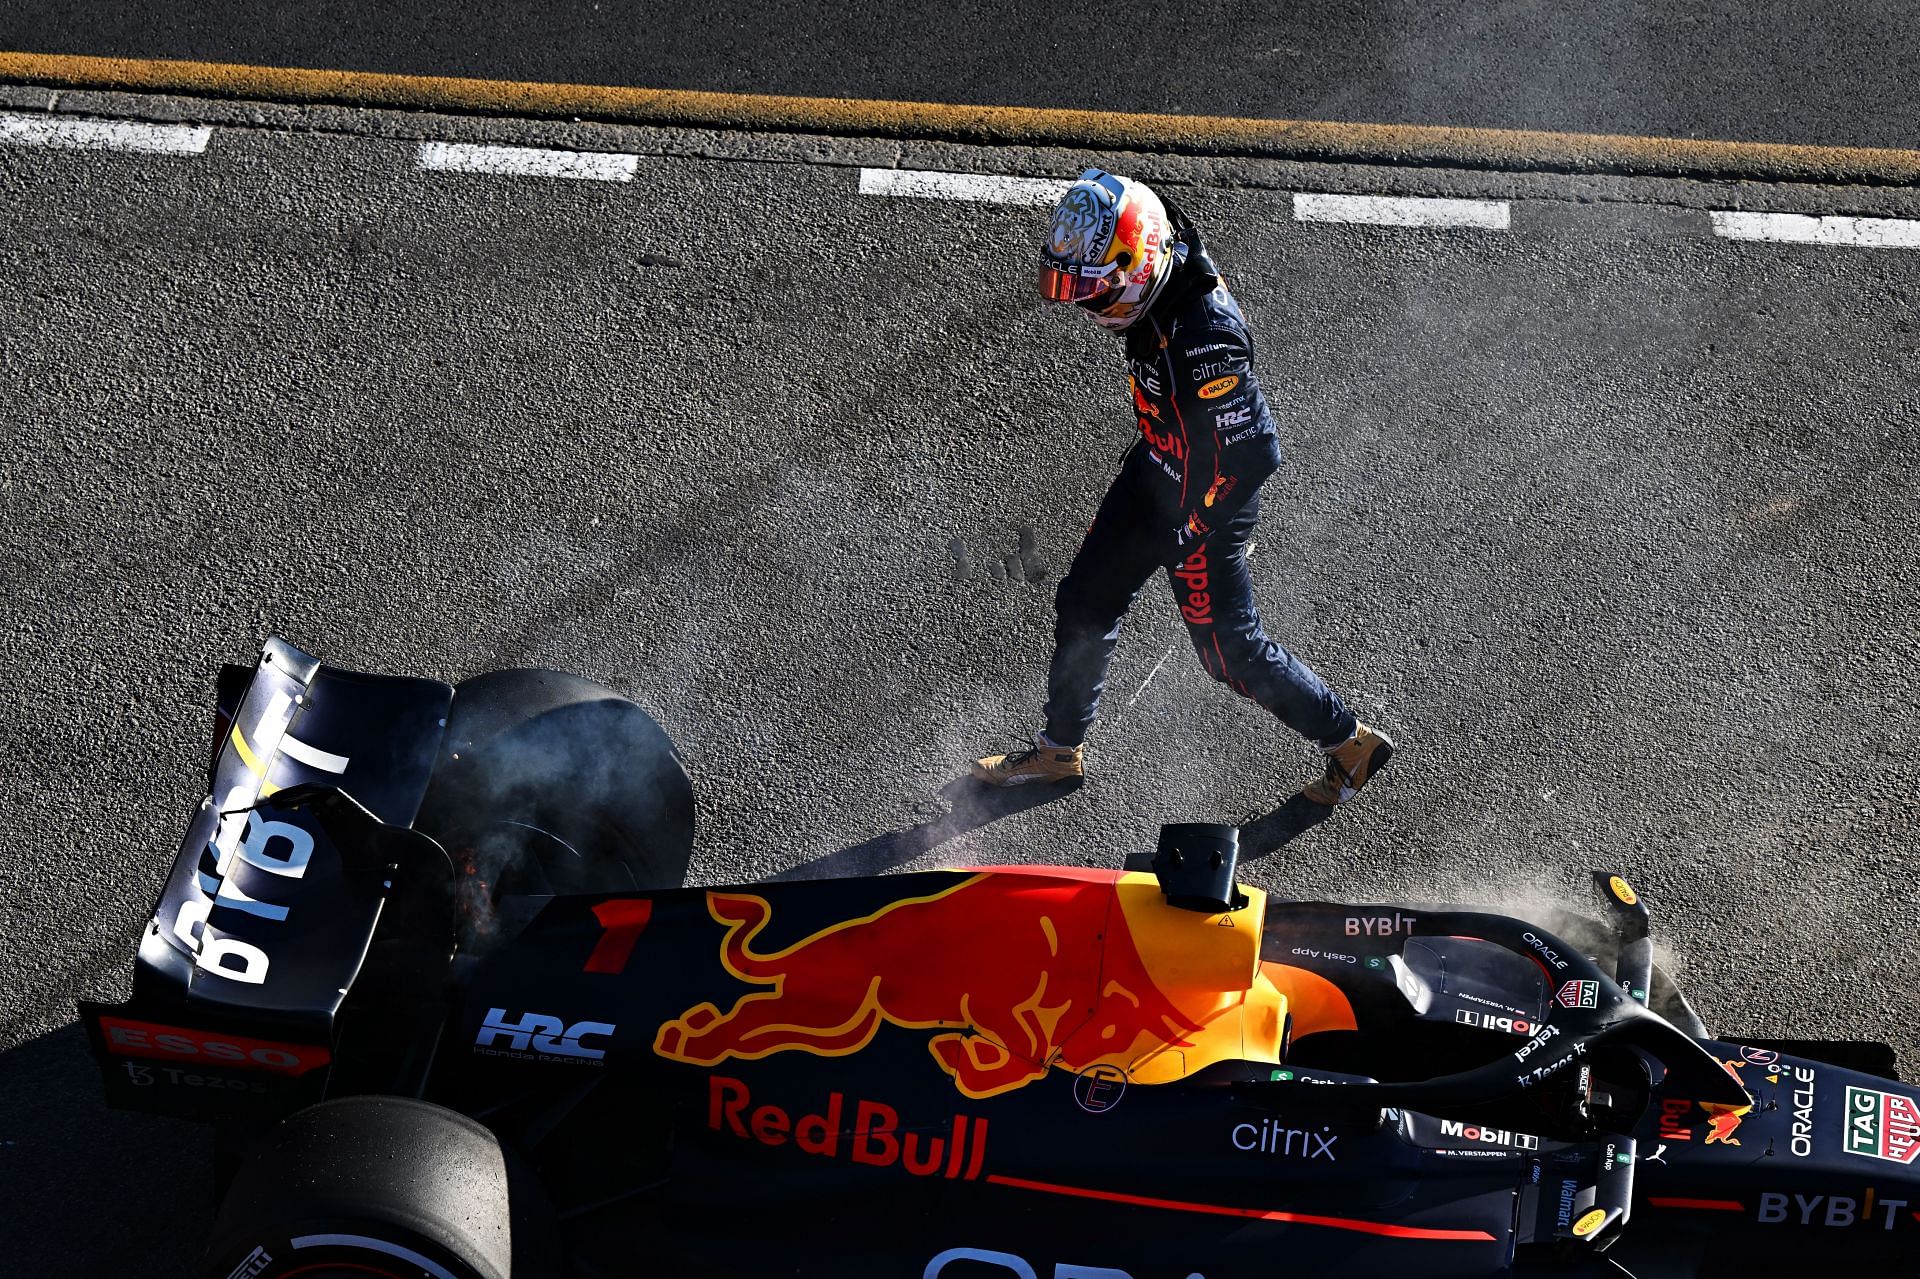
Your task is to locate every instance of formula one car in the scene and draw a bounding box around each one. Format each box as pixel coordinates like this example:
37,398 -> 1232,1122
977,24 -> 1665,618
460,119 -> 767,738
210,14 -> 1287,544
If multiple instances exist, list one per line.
82,640 -> 1918,1278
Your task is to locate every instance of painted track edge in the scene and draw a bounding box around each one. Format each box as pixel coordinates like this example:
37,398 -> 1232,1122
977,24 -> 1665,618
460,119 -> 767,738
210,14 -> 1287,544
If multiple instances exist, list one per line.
4,50 -> 1920,187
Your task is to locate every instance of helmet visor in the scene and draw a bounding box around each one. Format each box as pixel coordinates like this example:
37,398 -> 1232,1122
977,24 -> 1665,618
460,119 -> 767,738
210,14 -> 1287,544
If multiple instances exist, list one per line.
1037,256 -> 1124,303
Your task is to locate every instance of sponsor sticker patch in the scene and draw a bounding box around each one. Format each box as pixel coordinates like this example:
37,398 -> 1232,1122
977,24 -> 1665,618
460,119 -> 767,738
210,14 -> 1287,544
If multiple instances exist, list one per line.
1843,1085 -> 1920,1165
1556,980 -> 1599,1010
98,1016 -> 330,1076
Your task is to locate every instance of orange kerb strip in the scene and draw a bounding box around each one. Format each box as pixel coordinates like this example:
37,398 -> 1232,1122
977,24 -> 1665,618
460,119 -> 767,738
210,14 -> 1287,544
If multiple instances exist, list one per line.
6,50 -> 1920,185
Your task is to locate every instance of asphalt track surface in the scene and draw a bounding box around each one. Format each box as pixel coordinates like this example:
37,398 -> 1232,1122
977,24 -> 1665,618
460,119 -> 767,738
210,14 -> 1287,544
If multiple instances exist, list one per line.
2,1 -> 1919,149
0,95 -> 1917,1273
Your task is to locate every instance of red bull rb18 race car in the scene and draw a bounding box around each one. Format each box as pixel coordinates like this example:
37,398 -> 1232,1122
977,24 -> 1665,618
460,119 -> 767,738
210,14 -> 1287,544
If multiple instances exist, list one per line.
82,640 -> 1918,1278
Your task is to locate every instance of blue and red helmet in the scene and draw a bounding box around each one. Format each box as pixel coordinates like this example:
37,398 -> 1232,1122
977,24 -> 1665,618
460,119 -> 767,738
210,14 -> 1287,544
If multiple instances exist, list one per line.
1038,169 -> 1175,330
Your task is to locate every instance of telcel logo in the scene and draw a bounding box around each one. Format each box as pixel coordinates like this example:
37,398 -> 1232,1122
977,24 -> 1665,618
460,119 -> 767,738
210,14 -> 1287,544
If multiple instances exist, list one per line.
473,1008 -> 614,1063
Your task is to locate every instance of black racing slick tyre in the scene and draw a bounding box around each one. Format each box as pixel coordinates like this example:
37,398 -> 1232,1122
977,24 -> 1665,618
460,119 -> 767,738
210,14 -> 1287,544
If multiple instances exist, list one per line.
414,668 -> 695,927
202,1097 -> 554,1279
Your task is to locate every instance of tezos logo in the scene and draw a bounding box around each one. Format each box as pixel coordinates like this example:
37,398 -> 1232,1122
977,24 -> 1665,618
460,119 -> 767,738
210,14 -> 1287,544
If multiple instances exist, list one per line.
474,1008 -> 614,1064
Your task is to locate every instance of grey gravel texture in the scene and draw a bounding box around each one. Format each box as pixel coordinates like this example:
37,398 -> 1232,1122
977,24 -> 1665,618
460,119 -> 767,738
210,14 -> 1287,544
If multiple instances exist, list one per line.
0,110 -> 1915,1272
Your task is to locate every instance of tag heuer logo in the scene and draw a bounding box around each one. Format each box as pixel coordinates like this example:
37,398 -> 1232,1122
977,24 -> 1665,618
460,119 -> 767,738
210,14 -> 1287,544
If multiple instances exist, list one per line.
1843,1086 -> 1920,1165
1556,980 -> 1599,1010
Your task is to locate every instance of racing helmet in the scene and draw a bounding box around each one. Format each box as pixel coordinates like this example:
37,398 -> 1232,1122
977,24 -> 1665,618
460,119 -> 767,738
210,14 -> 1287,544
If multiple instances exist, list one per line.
1038,169 -> 1176,331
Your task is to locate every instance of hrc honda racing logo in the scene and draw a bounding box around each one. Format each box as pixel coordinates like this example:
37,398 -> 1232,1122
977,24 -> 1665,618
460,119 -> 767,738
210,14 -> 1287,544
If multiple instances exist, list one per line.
473,1008 -> 615,1065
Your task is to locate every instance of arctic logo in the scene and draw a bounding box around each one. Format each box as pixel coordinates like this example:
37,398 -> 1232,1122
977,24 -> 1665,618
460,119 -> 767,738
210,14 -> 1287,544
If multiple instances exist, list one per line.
474,1009 -> 614,1064
1556,980 -> 1599,1009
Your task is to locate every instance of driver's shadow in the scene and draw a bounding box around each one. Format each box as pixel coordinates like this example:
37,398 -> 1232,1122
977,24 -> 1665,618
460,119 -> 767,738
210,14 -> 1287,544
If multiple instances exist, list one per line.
1234,792 -> 1333,861
775,776 -> 1082,880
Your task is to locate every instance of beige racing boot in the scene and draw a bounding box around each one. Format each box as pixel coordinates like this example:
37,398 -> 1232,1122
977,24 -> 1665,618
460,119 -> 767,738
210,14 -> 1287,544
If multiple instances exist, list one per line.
1304,722 -> 1394,805
972,739 -> 1085,787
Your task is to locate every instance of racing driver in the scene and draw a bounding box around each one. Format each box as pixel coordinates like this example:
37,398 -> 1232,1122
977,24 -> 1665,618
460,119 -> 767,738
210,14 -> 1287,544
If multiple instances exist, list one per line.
973,169 -> 1393,804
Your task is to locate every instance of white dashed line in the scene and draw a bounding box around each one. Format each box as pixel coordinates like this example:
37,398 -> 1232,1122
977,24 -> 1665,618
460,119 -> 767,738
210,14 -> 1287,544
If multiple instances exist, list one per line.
1293,193 -> 1511,230
858,167 -> 1070,206
1709,211 -> 1920,249
416,141 -> 639,182
0,113 -> 211,155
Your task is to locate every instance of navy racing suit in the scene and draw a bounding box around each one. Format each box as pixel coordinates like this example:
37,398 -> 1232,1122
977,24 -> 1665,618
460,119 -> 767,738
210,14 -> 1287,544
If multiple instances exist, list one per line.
1042,218 -> 1357,751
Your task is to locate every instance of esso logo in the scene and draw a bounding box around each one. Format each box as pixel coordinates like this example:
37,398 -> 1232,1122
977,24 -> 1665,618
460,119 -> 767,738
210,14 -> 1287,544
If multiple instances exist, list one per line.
98,1017 -> 329,1076
1197,376 -> 1240,400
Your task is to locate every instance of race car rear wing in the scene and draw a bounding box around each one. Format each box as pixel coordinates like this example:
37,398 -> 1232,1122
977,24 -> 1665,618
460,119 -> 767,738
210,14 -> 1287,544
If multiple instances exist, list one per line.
81,637 -> 456,1120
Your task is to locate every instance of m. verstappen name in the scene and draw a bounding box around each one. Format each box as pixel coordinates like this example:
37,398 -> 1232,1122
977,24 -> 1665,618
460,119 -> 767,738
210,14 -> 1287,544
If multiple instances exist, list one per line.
708,1076 -> 988,1180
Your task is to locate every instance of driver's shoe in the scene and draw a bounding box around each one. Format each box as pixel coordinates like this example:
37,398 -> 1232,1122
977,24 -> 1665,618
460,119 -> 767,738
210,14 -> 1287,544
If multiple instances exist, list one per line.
972,739 -> 1084,787
1304,722 -> 1394,805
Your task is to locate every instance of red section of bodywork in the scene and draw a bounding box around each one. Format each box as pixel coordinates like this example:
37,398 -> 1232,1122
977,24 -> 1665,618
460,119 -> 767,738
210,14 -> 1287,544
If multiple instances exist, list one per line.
655,873 -> 1201,1098
585,897 -> 655,975
96,1016 -> 330,1076
987,1173 -> 1498,1240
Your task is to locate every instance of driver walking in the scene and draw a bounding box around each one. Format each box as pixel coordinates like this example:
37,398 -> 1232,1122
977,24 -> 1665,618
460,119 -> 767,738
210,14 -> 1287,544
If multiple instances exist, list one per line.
973,169 -> 1393,805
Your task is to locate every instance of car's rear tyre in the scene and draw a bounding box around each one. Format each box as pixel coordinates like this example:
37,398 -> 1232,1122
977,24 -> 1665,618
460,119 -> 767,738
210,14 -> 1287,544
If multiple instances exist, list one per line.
414,669 -> 695,944
202,1097 -> 553,1279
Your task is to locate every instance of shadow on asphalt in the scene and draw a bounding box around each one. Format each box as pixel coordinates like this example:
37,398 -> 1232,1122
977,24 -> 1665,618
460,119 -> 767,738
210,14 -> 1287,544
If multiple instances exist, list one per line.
776,776 -> 1083,880
782,785 -> 1329,881
1235,793 -> 1334,861
0,1021 -> 210,1276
